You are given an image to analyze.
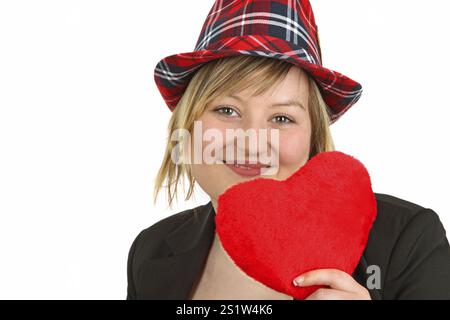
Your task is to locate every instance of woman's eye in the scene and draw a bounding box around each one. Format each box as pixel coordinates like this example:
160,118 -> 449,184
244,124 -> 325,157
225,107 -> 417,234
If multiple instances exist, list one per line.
272,115 -> 294,124
214,106 -> 238,117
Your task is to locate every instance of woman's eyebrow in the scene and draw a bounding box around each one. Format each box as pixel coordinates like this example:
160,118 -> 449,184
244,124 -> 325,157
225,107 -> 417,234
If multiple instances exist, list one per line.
269,99 -> 305,110
227,94 -> 305,110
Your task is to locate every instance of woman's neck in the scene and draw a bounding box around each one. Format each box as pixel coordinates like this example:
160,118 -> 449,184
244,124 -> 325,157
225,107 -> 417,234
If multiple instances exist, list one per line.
210,198 -> 218,214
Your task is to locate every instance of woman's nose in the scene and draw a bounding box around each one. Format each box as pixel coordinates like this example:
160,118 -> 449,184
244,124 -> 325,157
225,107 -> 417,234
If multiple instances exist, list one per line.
240,113 -> 269,132
233,114 -> 279,155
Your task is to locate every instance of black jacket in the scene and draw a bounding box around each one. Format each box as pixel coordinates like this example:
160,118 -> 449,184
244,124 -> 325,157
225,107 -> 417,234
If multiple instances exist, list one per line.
126,193 -> 450,300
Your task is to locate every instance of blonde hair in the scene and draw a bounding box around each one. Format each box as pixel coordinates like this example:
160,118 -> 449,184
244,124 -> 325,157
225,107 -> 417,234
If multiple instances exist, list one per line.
153,55 -> 335,207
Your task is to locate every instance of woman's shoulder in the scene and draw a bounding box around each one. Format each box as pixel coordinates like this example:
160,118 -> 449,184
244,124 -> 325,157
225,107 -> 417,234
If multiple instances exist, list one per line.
128,202 -> 209,258
372,192 -> 444,236
370,192 -> 446,251
374,192 -> 432,217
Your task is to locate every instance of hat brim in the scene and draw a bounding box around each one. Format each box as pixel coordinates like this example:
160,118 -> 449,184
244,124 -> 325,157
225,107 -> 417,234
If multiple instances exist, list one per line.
154,35 -> 362,124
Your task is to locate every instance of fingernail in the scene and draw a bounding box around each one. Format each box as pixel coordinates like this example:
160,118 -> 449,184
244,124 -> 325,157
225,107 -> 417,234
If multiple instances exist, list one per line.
293,276 -> 304,286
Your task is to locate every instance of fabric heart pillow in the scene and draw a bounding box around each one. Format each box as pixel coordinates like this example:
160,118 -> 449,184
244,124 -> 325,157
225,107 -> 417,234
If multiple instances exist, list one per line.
215,151 -> 377,300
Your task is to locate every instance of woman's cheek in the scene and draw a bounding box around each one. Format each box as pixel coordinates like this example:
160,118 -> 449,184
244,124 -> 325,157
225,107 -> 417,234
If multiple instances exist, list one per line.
277,131 -> 311,173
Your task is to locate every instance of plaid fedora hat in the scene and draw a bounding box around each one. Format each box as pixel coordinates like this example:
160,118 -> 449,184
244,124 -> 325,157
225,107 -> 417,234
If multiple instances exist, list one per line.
154,0 -> 363,124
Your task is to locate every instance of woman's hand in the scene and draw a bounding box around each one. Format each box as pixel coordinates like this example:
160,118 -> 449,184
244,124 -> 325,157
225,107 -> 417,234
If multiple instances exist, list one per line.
293,269 -> 371,300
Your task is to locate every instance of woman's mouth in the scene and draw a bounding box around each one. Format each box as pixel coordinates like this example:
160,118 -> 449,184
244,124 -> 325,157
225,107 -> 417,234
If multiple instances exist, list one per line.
221,159 -> 271,177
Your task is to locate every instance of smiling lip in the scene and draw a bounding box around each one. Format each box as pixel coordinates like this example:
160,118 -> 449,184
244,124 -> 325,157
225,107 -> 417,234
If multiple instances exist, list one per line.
222,160 -> 271,177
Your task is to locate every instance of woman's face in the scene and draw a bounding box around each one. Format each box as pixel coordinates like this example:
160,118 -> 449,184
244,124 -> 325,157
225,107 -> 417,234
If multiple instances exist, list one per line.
190,66 -> 312,208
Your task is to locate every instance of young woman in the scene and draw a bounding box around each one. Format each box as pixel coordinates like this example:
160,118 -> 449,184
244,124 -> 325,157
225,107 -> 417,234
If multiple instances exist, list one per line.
127,0 -> 450,300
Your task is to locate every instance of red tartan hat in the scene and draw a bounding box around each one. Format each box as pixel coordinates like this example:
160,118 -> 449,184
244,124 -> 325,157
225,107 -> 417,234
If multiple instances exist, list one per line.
154,0 -> 363,124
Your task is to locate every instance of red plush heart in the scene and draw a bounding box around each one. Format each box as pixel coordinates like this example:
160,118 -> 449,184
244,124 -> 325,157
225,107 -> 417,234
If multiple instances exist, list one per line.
215,151 -> 377,300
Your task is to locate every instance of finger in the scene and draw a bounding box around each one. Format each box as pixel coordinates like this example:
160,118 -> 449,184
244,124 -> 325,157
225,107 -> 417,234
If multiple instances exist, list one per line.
293,269 -> 362,293
305,288 -> 356,300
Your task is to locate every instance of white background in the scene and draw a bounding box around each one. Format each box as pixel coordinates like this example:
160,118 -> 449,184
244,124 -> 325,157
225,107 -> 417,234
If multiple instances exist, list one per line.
0,0 -> 449,299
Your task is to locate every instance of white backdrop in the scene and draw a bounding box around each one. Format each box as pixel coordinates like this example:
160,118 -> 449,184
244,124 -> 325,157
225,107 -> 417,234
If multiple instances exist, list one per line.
0,0 -> 449,299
